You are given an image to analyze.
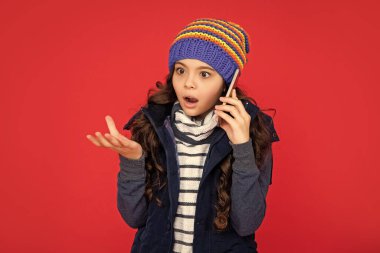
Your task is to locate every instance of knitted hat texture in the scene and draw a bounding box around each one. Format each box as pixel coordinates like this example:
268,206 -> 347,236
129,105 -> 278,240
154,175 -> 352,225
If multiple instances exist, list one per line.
168,18 -> 251,86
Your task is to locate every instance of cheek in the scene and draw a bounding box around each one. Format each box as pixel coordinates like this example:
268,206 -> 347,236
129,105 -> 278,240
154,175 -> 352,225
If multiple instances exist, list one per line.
173,87 -> 180,98
172,81 -> 180,93
202,88 -> 222,104
172,76 -> 184,88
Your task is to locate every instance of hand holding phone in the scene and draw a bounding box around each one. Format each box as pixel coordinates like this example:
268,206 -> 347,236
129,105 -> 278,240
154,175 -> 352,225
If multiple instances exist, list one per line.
214,68 -> 240,126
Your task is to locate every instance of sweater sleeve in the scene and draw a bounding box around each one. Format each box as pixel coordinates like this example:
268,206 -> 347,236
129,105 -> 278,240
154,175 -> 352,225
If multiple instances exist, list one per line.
116,151 -> 148,229
229,138 -> 273,236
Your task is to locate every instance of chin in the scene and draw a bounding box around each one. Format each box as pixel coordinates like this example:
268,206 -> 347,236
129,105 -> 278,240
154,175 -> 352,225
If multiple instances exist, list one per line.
182,108 -> 198,116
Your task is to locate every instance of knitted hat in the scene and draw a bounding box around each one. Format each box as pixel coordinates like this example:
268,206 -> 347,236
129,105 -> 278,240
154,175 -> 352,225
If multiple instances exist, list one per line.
168,18 -> 251,86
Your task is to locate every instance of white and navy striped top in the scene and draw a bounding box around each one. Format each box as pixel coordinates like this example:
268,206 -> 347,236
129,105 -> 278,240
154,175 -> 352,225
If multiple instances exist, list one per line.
170,101 -> 219,253
172,139 -> 210,253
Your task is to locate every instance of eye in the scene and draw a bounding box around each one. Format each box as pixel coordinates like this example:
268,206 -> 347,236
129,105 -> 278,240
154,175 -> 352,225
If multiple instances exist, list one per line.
175,67 -> 184,75
201,71 -> 211,78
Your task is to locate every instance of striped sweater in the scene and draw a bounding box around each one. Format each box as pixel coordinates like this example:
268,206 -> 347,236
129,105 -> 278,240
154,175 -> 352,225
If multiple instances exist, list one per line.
170,101 -> 219,253
172,139 -> 210,252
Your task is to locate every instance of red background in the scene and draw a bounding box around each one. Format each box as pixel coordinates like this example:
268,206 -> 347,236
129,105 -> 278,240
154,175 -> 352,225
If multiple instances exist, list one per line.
1,0 -> 379,252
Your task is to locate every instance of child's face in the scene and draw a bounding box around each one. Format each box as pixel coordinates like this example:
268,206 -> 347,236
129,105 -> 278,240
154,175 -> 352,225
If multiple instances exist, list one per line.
172,58 -> 225,120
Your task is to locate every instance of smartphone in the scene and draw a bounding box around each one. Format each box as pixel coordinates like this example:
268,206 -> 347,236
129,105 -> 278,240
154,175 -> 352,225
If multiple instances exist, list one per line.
215,68 -> 240,126
222,68 -> 240,105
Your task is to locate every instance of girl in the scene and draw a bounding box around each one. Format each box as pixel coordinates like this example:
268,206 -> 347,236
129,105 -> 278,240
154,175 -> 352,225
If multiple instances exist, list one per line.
86,18 -> 280,253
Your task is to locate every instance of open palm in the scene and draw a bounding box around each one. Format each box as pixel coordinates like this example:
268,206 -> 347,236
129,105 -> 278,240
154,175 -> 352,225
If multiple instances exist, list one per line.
86,115 -> 143,160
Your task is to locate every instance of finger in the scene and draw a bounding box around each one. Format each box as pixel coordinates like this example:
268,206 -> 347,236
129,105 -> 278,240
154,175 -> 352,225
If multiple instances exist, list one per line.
105,115 -> 120,136
214,104 -> 242,121
232,88 -> 237,99
95,132 -> 113,148
104,133 -> 122,148
86,134 -> 101,147
114,133 -> 135,148
219,96 -> 247,117
215,109 -> 236,127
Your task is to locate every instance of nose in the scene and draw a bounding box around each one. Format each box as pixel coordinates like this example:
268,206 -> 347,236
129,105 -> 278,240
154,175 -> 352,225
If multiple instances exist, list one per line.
184,75 -> 196,89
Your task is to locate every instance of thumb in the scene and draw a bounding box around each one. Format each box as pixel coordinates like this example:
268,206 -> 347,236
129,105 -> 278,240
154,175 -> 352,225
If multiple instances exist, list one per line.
105,115 -> 120,136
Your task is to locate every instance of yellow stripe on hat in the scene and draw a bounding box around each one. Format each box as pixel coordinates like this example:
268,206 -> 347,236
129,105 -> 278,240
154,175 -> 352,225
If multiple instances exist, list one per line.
187,21 -> 244,54
198,18 -> 250,55
180,25 -> 246,65
171,32 -> 244,71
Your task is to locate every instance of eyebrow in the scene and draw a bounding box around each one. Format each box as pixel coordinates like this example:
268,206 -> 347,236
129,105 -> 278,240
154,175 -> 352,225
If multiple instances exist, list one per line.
175,62 -> 215,71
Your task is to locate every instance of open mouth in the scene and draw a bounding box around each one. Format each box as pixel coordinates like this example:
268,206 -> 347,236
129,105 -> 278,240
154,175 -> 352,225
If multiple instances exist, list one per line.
184,96 -> 198,103
183,96 -> 199,108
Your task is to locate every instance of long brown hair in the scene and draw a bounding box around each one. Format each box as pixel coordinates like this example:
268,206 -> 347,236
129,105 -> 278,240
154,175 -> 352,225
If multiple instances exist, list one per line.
129,67 -> 276,232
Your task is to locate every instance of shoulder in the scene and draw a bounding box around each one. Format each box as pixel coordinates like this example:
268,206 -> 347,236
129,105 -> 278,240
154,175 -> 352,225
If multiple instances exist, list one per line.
261,111 -> 280,142
122,102 -> 174,131
123,109 -> 144,130
242,99 -> 280,143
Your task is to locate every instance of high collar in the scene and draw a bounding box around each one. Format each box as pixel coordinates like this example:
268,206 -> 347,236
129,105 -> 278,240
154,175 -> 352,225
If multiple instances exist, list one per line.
170,101 -> 219,145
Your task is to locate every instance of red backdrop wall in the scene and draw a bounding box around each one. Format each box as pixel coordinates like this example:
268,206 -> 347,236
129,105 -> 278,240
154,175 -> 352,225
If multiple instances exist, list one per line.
0,0 -> 379,252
